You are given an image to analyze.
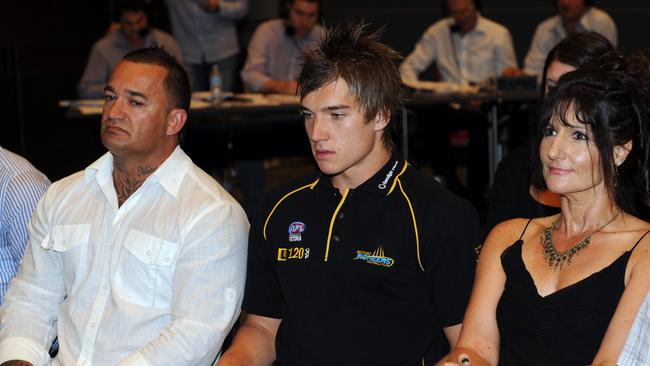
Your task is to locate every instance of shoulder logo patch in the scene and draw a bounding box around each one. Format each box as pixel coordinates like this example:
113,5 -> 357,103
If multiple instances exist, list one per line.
354,246 -> 394,267
288,221 -> 306,242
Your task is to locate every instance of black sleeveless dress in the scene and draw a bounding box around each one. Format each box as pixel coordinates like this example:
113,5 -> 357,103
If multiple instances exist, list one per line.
496,225 -> 647,366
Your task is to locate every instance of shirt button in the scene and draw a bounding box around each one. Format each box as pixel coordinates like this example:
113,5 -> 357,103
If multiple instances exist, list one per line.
165,256 -> 171,263
146,250 -> 152,256
332,234 -> 341,243
338,212 -> 345,220
102,283 -> 109,291
89,321 -> 95,328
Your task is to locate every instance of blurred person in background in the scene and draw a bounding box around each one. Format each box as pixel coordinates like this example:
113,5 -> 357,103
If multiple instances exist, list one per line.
78,0 -> 182,99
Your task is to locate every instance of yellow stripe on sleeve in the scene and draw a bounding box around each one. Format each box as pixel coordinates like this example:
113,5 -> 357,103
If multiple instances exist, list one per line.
263,178 -> 319,240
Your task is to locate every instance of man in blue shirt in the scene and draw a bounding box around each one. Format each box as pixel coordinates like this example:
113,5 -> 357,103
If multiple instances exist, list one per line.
164,0 -> 248,92
0,146 -> 49,303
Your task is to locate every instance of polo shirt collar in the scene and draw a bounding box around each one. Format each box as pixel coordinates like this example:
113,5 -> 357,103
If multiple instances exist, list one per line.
358,152 -> 407,195
314,152 -> 408,196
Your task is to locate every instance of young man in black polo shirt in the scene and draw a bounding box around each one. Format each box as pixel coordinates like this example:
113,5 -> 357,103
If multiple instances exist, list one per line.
218,21 -> 480,366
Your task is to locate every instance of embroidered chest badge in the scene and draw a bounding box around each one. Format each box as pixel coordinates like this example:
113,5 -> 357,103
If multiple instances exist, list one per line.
354,246 -> 394,267
288,221 -> 306,242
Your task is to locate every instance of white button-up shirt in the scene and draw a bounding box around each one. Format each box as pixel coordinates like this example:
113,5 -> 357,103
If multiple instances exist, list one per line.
400,14 -> 517,85
0,146 -> 249,366
523,6 -> 617,77
241,19 -> 324,92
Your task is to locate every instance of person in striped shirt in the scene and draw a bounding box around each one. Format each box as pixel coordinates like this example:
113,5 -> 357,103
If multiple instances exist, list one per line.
0,146 -> 50,303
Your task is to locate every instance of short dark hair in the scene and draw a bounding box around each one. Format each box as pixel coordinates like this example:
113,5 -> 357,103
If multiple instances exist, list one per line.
554,0 -> 593,9
122,46 -> 191,112
297,21 -> 404,150
540,31 -> 614,94
441,0 -> 482,17
113,0 -> 147,20
287,0 -> 320,4
531,53 -> 650,217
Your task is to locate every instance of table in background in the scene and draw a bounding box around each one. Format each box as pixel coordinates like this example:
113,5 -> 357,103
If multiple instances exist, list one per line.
62,90 -> 539,184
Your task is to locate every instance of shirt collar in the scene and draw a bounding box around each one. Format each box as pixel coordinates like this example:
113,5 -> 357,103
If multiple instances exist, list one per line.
473,13 -> 489,35
114,29 -> 155,49
447,12 -> 486,36
84,145 -> 190,198
314,152 -> 408,196
552,7 -> 594,36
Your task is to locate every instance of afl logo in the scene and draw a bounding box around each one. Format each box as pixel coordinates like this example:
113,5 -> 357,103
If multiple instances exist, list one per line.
288,222 -> 306,242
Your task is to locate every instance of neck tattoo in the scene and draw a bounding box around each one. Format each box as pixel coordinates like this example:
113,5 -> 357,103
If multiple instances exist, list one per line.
541,211 -> 620,271
115,165 -> 156,206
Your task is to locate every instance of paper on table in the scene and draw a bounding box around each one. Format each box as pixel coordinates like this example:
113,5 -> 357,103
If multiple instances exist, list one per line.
402,79 -> 479,94
59,99 -> 104,115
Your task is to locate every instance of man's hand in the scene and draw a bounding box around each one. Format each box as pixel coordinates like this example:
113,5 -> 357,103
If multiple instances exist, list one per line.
501,67 -> 524,77
1,361 -> 34,366
200,0 -> 220,13
262,80 -> 298,95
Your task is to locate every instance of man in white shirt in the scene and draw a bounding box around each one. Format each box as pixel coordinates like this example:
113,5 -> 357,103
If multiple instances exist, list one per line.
524,0 -> 617,77
400,0 -> 517,86
0,47 -> 249,366
400,0 -> 517,207
241,0 -> 324,95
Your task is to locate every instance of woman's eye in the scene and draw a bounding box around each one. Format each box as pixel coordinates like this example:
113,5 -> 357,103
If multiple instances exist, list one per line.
542,126 -> 555,137
574,131 -> 588,141
300,111 -> 313,120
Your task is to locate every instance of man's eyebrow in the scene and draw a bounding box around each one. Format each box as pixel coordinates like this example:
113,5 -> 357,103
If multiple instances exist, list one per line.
125,89 -> 148,100
104,85 -> 116,94
323,105 -> 351,112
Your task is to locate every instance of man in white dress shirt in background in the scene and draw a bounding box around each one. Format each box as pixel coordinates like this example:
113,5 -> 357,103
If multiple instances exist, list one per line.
400,0 -> 517,86
0,47 -> 248,366
524,0 -> 617,77
399,0 -> 517,208
241,0 -> 324,95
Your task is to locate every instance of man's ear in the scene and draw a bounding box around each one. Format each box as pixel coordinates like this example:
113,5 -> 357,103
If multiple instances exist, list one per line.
373,111 -> 390,132
166,108 -> 187,136
613,140 -> 633,166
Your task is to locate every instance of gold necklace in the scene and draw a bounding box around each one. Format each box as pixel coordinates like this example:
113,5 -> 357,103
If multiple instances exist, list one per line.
541,212 -> 620,271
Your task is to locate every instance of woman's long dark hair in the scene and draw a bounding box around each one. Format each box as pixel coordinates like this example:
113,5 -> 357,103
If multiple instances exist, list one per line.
531,53 -> 650,217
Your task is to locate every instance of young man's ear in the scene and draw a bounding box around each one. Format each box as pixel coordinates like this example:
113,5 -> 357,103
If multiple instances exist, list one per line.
613,140 -> 633,167
373,111 -> 390,132
166,109 -> 188,136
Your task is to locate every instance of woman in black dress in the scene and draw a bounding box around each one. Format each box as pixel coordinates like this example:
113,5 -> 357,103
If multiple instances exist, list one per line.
442,52 -> 650,365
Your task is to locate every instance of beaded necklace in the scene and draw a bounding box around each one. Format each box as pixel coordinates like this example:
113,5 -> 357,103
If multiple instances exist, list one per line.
541,212 -> 620,271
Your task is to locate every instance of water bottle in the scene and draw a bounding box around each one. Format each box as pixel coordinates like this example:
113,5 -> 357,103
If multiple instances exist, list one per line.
209,64 -> 223,99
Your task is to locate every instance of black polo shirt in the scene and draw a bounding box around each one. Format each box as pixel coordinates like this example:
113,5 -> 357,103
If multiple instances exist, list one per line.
242,153 -> 479,366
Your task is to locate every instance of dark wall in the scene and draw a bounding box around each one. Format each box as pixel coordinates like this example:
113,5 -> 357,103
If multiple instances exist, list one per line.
2,1 -> 648,180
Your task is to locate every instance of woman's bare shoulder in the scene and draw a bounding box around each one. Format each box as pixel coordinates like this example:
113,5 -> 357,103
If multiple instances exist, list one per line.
483,216 -> 555,255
